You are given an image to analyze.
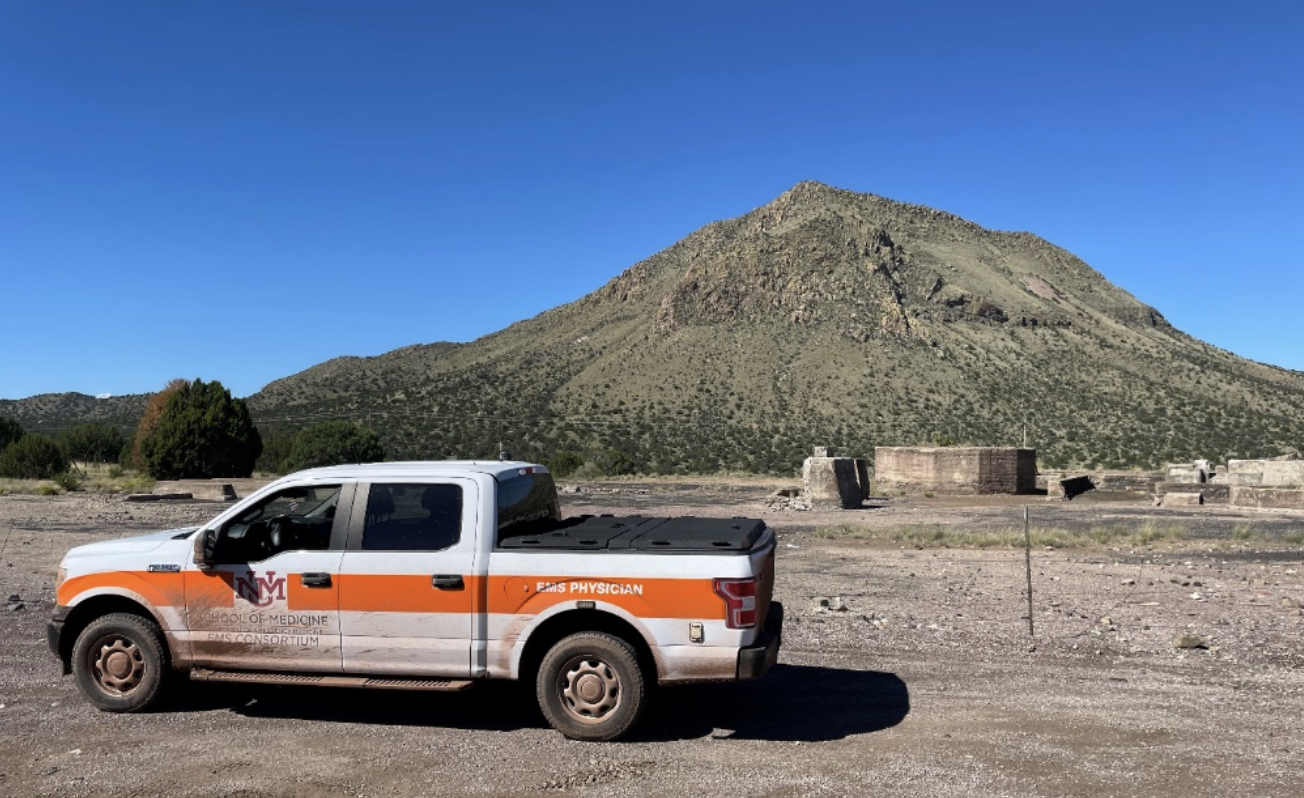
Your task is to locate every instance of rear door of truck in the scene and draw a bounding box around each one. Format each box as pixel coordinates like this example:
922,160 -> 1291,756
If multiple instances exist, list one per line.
335,478 -> 478,676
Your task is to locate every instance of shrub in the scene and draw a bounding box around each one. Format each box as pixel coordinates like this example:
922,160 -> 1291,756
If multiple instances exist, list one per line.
53,470 -> 82,492
544,451 -> 585,479
141,379 -> 262,479
281,422 -> 385,472
61,422 -> 127,464
0,416 -> 23,450
0,434 -> 71,479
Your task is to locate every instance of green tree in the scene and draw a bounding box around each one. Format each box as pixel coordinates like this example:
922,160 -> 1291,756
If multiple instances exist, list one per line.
0,434 -> 71,479
0,416 -> 24,450
130,378 -> 188,470
61,422 -> 126,464
255,429 -> 296,474
281,421 -> 385,472
141,379 -> 262,479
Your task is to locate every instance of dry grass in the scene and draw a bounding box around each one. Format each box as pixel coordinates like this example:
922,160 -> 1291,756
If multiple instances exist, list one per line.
0,463 -> 153,496
813,520 -> 1190,548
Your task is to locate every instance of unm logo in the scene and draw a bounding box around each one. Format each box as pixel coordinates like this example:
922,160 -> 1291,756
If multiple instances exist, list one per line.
234,570 -> 287,607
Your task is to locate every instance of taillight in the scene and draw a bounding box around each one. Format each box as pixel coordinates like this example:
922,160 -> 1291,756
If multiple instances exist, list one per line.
713,577 -> 757,629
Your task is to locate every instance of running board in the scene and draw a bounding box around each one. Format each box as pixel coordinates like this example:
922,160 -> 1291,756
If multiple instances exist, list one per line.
189,668 -> 474,692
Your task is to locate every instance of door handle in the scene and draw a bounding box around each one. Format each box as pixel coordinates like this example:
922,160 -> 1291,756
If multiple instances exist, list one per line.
301,572 -> 332,588
432,574 -> 464,590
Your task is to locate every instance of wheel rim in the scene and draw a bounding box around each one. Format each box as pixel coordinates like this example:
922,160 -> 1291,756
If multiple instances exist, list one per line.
558,655 -> 621,724
88,635 -> 146,696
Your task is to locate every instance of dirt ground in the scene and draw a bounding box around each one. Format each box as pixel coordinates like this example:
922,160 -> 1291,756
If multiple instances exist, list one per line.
2,483 -> 1302,798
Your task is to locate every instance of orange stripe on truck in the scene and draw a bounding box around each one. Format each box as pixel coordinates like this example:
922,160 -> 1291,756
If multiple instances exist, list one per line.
58,571 -> 188,609
61,571 -> 726,621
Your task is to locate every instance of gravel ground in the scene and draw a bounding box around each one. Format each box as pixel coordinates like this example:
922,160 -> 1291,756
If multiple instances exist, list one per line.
1,486 -> 1302,798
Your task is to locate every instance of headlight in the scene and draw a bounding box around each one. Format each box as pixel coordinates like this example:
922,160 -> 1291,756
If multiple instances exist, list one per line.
55,565 -> 67,593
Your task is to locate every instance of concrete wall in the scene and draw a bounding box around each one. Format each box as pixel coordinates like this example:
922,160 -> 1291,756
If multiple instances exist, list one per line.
1154,482 -> 1230,505
1226,459 -> 1304,488
1230,486 -> 1304,510
874,447 -> 1037,495
1039,470 -> 1162,493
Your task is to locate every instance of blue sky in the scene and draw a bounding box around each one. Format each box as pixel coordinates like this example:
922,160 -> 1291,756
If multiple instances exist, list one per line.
2,1 -> 1301,400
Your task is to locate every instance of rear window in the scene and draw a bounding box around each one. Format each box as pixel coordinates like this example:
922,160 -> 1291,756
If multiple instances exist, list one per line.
497,471 -> 559,532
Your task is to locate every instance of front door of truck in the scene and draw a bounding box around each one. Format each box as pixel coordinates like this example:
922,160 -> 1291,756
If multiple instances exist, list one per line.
184,482 -> 351,672
337,480 -> 476,676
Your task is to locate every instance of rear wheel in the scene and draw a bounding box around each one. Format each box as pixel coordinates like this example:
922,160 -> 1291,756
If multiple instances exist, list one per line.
71,613 -> 170,712
536,632 -> 646,741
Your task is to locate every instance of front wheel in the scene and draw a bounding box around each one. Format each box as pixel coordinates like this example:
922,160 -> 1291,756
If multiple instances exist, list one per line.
536,632 -> 647,741
71,613 -> 170,712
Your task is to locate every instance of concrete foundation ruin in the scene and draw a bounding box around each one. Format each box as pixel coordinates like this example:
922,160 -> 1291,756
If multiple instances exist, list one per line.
874,446 -> 1037,496
1156,456 -> 1304,508
1225,458 -> 1304,488
801,447 -> 869,509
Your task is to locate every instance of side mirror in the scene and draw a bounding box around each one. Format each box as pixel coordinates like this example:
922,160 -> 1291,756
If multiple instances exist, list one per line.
193,529 -> 218,569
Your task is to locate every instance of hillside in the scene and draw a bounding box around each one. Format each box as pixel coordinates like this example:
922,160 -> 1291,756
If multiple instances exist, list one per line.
0,393 -> 148,436
242,182 -> 1304,474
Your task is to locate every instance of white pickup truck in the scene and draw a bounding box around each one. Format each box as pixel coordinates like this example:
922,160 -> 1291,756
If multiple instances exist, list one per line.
48,461 -> 782,740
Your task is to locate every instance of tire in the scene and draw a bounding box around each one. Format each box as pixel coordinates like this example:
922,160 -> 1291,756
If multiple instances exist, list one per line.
536,632 -> 647,742
71,613 -> 171,712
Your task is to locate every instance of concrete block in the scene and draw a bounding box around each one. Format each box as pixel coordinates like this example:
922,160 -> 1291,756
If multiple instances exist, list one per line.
1163,492 -> 1204,507
1226,459 -> 1304,488
1165,464 -> 1205,484
1153,482 -> 1230,505
1261,461 -> 1304,488
873,446 -> 1036,495
1230,486 -> 1304,510
802,457 -> 862,509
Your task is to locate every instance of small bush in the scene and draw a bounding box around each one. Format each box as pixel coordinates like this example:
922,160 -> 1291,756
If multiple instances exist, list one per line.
0,435 -> 71,479
38,484 -> 60,496
53,471 -> 82,492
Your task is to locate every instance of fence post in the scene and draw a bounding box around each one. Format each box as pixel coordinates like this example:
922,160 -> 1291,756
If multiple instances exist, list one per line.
1024,505 -> 1035,637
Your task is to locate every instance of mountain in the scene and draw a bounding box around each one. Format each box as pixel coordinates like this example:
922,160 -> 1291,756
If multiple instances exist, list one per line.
245,182 -> 1304,474
10,183 -> 1299,474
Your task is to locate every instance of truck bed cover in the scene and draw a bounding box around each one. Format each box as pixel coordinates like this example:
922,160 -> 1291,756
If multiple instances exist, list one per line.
499,515 -> 768,552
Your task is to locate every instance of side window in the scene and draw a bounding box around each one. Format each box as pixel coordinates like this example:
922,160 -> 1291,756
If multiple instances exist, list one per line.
219,484 -> 342,562
361,483 -> 463,552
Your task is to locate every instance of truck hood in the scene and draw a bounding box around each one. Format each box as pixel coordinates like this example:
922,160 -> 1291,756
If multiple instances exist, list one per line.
64,527 -> 201,559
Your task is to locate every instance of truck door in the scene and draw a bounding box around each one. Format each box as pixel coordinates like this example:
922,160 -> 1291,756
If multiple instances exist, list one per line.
337,480 -> 476,676
184,482 -> 349,672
